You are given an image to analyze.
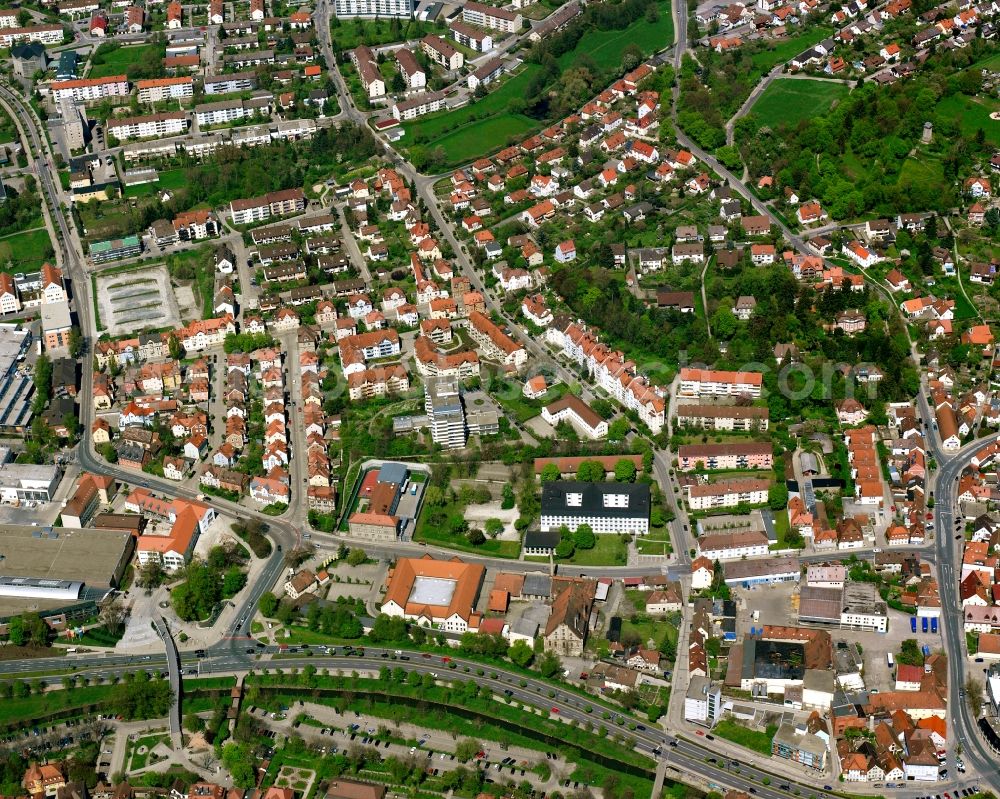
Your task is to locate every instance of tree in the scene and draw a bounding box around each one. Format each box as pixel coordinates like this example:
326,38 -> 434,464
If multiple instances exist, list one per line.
390,72 -> 406,93
184,714 -> 205,733
573,524 -> 596,550
466,528 -> 486,546
608,417 -> 630,441
508,639 -> 534,668
259,591 -> 278,617
614,459 -> 637,482
99,598 -> 129,638
537,650 -> 562,678
484,518 -> 504,538
575,460 -> 605,482
767,483 -> 788,511
540,463 -> 561,482
454,738 -> 482,763
6,615 -> 23,646
67,327 -> 84,358
711,307 -> 738,339
964,674 -> 984,717
167,333 -> 182,361
346,548 -> 367,567
555,536 -> 575,558
221,743 -> 255,788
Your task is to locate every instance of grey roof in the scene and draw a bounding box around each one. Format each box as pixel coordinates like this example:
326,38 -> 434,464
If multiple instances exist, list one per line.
521,572 -> 551,598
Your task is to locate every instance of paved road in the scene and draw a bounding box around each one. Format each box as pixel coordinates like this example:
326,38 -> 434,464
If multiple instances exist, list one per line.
152,619 -> 182,745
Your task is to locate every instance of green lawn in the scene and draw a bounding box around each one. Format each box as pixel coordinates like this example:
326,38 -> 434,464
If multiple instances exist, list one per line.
89,44 -> 162,78
413,518 -> 522,558
0,228 -> 54,272
935,93 -> 1000,146
749,26 -> 833,74
713,719 -> 778,755
493,380 -> 568,423
329,17 -> 438,51
749,78 -> 850,129
556,534 -> 628,566
558,0 -> 674,71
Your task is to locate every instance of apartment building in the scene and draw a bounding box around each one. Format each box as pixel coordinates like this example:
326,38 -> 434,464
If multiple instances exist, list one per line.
203,71 -> 258,94
347,364 -> 410,400
679,367 -> 764,398
333,0 -> 414,17
0,24 -> 64,47
395,48 -> 425,89
467,56 -> 504,90
450,19 -> 493,51
675,404 -> 769,431
392,90 -> 446,120
229,187 -> 306,224
136,76 -> 193,103
461,0 -> 521,32
686,478 -> 770,511
350,45 -> 385,99
107,111 -> 187,141
467,310 -> 526,368
51,74 -> 128,102
194,96 -> 270,127
540,480 -> 650,535
421,34 -> 463,70
676,442 -> 774,471
696,529 -> 769,559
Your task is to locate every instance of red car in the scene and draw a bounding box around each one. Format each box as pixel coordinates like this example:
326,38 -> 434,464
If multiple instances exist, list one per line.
551,707 -> 559,713
695,730 -> 705,736
442,656 -> 452,663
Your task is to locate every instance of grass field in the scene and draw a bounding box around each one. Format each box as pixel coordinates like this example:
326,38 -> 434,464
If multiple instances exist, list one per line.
556,535 -> 628,566
329,17 -> 438,51
124,166 -> 189,198
935,93 -> 1000,146
558,0 -> 674,71
749,26 -> 833,74
0,228 -> 54,272
402,64 -> 542,164
89,44 -> 161,78
713,719 -> 778,755
749,78 -> 850,128
897,151 -> 945,194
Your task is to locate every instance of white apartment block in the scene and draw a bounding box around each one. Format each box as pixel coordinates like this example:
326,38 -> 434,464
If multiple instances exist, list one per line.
0,24 -> 64,46
195,98 -> 268,127
395,48 -> 426,89
203,72 -> 258,94
678,367 -> 764,398
136,76 -> 193,103
461,0 -> 521,32
0,10 -> 18,26
51,74 -> 129,103
230,188 -> 306,224
686,479 -> 770,511
392,90 -> 447,120
333,0 -> 413,16
108,111 -> 187,141
420,34 -> 463,70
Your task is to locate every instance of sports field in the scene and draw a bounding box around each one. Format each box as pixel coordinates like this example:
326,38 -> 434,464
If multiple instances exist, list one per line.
749,78 -> 851,128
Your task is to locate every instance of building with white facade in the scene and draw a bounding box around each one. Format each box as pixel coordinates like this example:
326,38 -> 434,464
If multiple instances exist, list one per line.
51,74 -> 129,103
684,676 -> 722,726
461,0 -> 521,32
686,478 -> 770,511
540,480 -> 650,535
333,0 -> 414,17
108,111 -> 187,141
136,76 -> 193,103
679,367 -> 764,398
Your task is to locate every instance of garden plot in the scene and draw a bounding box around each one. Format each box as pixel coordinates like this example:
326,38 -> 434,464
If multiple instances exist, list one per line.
95,265 -> 181,337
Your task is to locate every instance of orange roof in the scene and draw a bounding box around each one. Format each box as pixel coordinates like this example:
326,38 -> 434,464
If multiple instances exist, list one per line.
383,555 -> 484,624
